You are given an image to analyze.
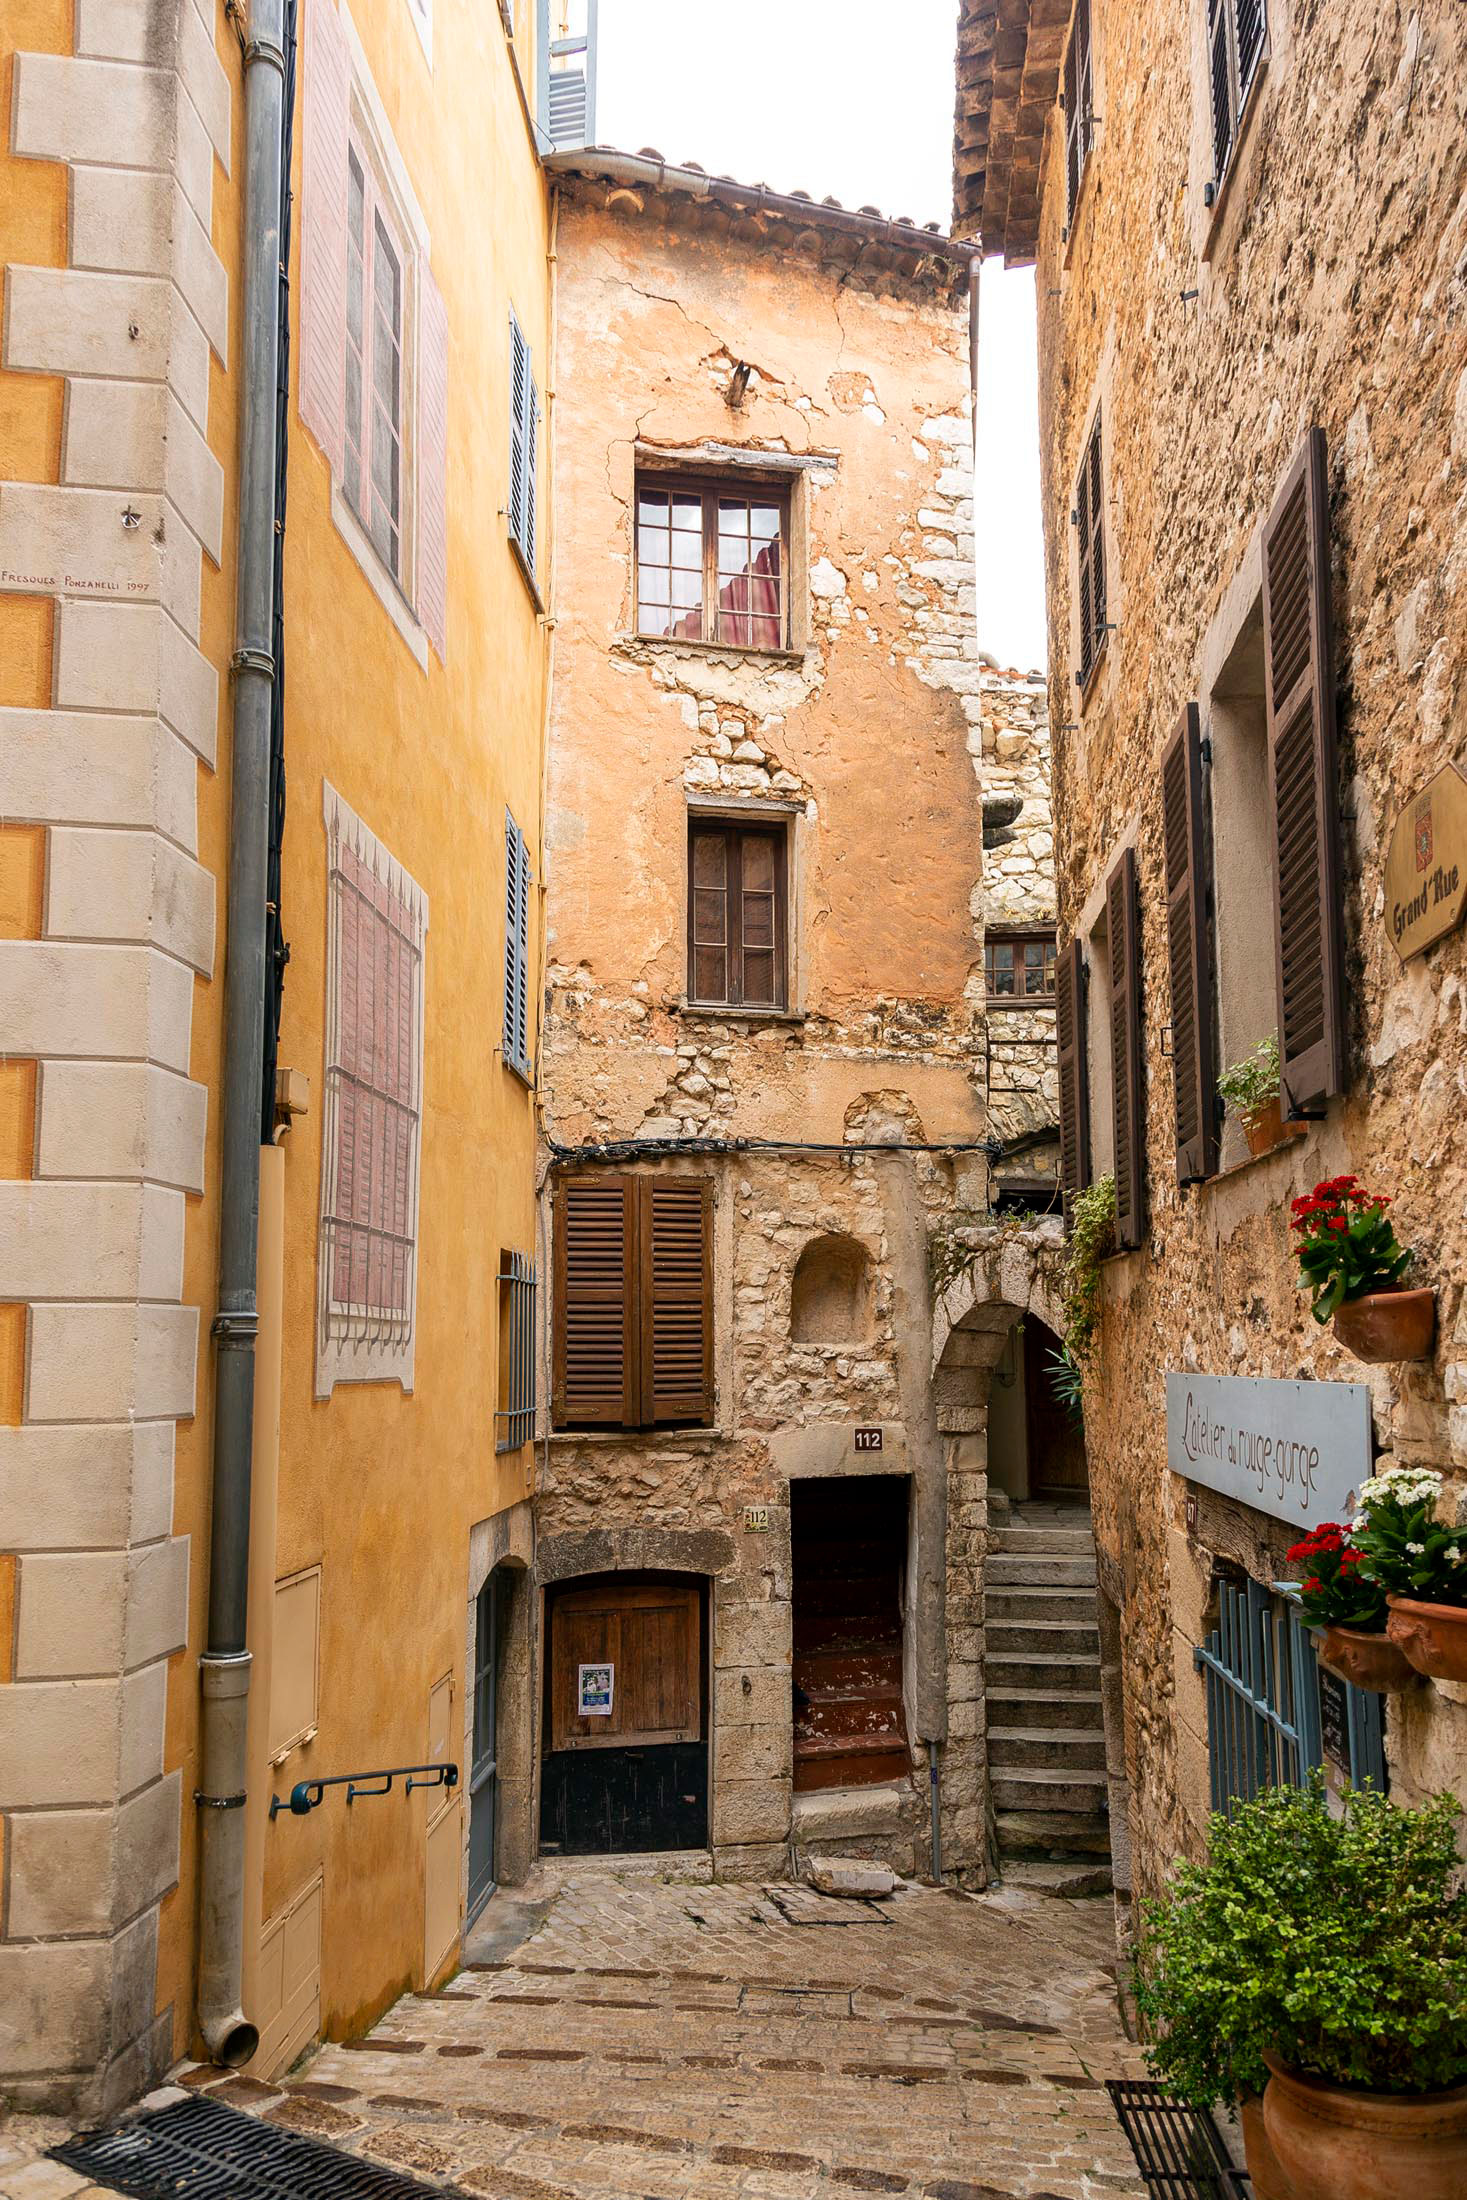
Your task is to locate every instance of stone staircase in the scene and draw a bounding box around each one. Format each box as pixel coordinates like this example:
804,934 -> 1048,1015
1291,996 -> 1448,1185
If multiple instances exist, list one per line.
984,1503 -> 1112,1895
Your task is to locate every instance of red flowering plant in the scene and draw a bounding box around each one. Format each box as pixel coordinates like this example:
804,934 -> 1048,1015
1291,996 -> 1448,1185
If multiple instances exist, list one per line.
1285,1520 -> 1387,1630
1290,1175 -> 1410,1323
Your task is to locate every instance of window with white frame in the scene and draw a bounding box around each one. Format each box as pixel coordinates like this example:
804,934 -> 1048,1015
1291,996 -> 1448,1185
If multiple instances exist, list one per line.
300,0 -> 448,663
508,309 -> 539,586
317,784 -> 429,1397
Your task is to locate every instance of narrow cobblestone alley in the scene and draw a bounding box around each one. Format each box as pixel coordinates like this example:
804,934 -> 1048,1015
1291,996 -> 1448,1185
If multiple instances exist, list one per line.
1,1867 -> 1150,2200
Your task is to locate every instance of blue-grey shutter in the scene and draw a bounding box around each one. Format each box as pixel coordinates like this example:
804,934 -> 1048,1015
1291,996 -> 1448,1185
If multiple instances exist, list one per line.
508,310 -> 528,560
504,811 -> 532,1078
523,375 -> 539,578
537,0 -> 597,151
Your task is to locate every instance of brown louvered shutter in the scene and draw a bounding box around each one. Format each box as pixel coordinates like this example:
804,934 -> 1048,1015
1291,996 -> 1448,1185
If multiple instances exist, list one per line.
553,1173 -> 636,1427
1263,427 -> 1345,1115
639,1178 -> 713,1427
1106,850 -> 1146,1250
1055,936 -> 1091,1207
1162,703 -> 1218,1183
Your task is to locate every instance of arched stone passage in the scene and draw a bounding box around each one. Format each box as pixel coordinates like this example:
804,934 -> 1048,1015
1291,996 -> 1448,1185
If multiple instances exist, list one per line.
928,1225 -> 1075,1882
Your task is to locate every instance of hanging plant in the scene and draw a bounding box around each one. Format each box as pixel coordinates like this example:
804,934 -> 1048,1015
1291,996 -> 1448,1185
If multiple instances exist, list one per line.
1291,1176 -> 1411,1322
1060,1172 -> 1115,1363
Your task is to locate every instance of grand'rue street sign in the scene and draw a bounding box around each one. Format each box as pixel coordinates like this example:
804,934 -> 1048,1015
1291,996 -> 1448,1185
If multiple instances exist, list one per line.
1165,1372 -> 1372,1531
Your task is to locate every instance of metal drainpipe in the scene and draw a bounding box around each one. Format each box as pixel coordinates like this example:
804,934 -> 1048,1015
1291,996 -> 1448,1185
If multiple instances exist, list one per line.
196,0 -> 286,2069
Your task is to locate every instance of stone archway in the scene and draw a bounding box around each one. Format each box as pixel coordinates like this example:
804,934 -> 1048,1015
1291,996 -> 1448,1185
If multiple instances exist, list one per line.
929,1224 -> 1077,1879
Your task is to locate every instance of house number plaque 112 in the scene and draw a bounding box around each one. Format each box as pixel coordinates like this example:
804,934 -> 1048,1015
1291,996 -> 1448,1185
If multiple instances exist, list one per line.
854,1427 -> 883,1452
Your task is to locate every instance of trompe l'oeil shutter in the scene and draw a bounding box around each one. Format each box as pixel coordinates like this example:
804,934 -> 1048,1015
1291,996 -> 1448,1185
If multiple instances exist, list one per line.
1106,849 -> 1146,1250
553,1174 -> 636,1426
1263,426 -> 1345,1116
1055,936 -> 1091,1208
300,0 -> 350,475
641,1178 -> 713,1426
1162,703 -> 1218,1183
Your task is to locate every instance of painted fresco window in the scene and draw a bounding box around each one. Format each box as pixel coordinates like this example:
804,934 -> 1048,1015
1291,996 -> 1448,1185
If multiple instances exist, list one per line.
345,141 -> 407,580
986,929 -> 1057,1003
687,818 -> 789,1010
299,0 -> 448,662
317,783 -> 429,1398
636,474 -> 790,654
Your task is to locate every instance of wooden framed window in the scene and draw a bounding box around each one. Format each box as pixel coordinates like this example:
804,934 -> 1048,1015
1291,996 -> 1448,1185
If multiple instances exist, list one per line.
1106,849 -> 1146,1251
986,929 -> 1057,1002
344,141 -> 406,579
1206,0 -> 1266,191
1162,702 -> 1220,1184
636,475 -> 789,653
1062,0 -> 1095,226
687,819 -> 788,1010
1075,409 -> 1107,692
552,1174 -> 713,1431
1055,935 -> 1091,1208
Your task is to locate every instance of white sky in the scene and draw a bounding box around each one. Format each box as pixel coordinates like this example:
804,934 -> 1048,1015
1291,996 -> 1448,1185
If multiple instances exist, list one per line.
596,0 -> 1048,673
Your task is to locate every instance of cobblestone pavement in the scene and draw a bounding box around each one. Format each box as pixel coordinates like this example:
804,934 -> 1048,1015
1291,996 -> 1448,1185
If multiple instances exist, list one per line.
1,1866 -> 1150,2200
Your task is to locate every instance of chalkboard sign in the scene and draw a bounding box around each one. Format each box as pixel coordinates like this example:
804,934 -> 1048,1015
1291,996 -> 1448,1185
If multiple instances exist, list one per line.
1319,1665 -> 1350,1775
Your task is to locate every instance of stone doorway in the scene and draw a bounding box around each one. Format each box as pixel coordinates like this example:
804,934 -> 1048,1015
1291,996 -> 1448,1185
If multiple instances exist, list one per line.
790,1474 -> 911,1794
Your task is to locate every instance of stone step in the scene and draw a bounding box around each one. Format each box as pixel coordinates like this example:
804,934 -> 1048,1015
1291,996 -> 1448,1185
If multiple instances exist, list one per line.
999,1857 -> 1114,1899
993,1524 -> 1097,1556
985,1585 -> 1098,1626
986,1688 -> 1104,1731
986,1553 -> 1096,1587
987,1619 -> 1100,1658
985,1653 -> 1103,1693
991,1766 -> 1110,1815
994,1808 -> 1113,1860
987,1726 -> 1108,1772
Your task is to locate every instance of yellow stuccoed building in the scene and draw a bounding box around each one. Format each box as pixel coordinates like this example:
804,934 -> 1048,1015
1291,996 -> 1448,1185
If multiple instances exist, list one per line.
0,0 -> 581,2111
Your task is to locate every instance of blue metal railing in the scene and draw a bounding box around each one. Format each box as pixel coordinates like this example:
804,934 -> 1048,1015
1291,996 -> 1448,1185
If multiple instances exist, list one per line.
1194,1576 -> 1384,1816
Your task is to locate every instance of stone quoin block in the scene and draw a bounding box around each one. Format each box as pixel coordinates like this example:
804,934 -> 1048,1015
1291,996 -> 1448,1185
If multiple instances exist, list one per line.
0,1182 -> 185,1303
175,0 -> 232,170
62,380 -> 168,491
172,76 -> 215,224
7,1805 -> 116,1938
0,1941 -> 110,2074
0,1676 -> 121,1808
124,1537 -> 190,1670
163,387 -> 225,561
47,827 -> 216,976
26,1300 -> 198,1424
0,1421 -> 175,1551
10,53 -> 175,171
0,940 -> 195,1069
171,189 -> 229,362
0,711 -> 199,852
75,0 -> 171,64
37,1060 -> 208,1193
70,167 -> 173,278
0,481 -> 159,600
119,1659 -> 168,1797
15,1551 -> 129,1680
55,602 -> 219,763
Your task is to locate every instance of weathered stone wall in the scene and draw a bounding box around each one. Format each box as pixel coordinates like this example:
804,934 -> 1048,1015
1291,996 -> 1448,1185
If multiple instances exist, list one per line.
978,662 -> 1060,1175
538,179 -> 1019,1881
1031,0 -> 1467,1898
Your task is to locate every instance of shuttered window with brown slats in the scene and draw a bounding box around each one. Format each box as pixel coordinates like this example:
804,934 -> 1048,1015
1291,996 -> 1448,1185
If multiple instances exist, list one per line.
1162,703 -> 1219,1183
1075,410 -> 1106,691
553,1173 -> 714,1431
1055,935 -> 1091,1208
1263,427 -> 1345,1116
1106,849 -> 1146,1250
688,821 -> 788,1010
1063,0 -> 1095,225
1206,0 -> 1267,190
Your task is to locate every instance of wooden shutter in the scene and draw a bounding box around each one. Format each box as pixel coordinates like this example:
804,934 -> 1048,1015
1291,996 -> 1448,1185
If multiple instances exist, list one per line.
1055,935 -> 1091,1206
417,263 -> 449,661
508,311 -> 530,558
1263,427 -> 1345,1115
1162,703 -> 1218,1183
503,811 -> 532,1076
553,1174 -> 636,1426
639,1178 -> 713,1427
300,0 -> 351,474
1106,849 -> 1146,1250
1062,0 -> 1091,222
522,375 -> 539,577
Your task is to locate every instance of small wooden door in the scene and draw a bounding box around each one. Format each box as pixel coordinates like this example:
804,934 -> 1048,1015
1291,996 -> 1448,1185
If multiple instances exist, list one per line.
1025,1321 -> 1088,1497
467,1574 -> 499,1922
540,1578 -> 707,1854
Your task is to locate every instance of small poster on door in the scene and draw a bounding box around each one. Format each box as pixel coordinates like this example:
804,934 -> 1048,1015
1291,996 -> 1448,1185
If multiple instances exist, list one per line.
577,1662 -> 614,1716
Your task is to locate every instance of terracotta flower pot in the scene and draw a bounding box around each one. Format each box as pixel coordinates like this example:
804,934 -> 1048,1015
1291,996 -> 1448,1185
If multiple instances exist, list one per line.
1330,1286 -> 1435,1363
1241,2090 -> 1297,2200
1315,1623 -> 1419,1694
1242,1096 -> 1306,1158
1386,1594 -> 1467,1683
1263,2054 -> 1467,2200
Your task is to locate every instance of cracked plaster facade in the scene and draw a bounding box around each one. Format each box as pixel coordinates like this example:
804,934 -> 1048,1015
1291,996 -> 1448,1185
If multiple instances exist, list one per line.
536,174 -> 1063,1885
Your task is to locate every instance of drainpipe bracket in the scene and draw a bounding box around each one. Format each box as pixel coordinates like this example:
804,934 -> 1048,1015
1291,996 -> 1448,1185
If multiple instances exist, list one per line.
212,1308 -> 260,1344
244,34 -> 287,76
195,1790 -> 249,1809
230,645 -> 276,681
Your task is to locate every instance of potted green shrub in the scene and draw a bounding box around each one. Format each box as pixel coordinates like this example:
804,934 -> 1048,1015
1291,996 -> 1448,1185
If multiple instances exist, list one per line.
1134,1776 -> 1467,2200
1286,1520 -> 1417,1693
1353,1465 -> 1467,1684
1291,1175 -> 1434,1361
1218,1034 -> 1301,1159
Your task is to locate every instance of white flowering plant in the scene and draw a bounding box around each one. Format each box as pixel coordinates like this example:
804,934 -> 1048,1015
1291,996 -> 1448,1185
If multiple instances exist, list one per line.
1352,1466 -> 1467,1609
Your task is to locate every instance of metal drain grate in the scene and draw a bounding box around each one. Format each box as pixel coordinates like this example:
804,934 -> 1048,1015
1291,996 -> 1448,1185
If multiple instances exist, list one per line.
53,2093 -> 450,2199
1106,2079 -> 1250,2198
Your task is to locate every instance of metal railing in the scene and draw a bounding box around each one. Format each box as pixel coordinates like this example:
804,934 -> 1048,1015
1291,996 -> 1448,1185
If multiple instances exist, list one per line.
270,1761 -> 457,1820
495,1250 -> 537,1453
1194,1575 -> 1385,1816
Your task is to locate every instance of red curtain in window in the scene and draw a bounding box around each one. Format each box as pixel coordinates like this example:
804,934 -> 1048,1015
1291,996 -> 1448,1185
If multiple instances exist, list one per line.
717,536 -> 782,650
